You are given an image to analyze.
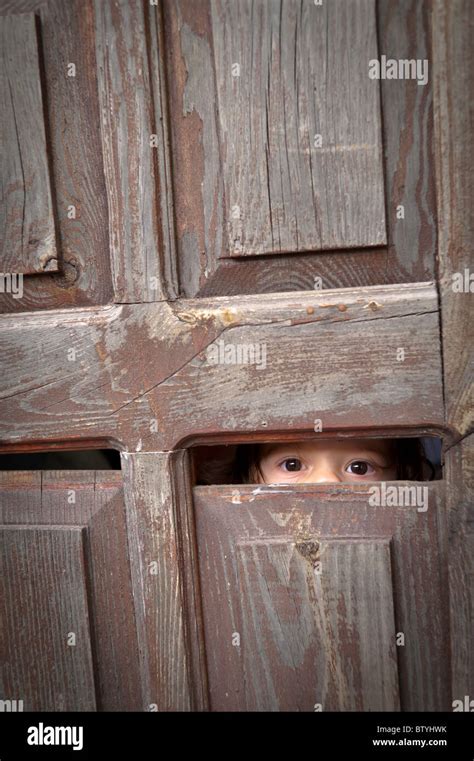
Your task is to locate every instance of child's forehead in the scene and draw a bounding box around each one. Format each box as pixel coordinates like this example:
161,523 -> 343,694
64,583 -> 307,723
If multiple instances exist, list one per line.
260,438 -> 394,456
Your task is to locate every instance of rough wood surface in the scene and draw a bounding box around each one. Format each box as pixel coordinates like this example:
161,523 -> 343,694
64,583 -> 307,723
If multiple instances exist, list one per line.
235,538 -> 398,711
193,482 -> 449,711
0,470 -> 142,711
0,13 -> 58,274
433,0 -> 473,438
213,0 -> 386,255
0,283 -> 444,451
444,435 -> 474,703
94,0 -> 177,302
433,0 -> 474,703
165,0 -> 386,295
194,248 -> 416,298
0,0 -> 463,717
166,0 -> 435,298
0,0 -> 113,313
0,0 -> 45,12
2,526 -> 96,710
378,0 -> 437,281
121,451 -> 208,710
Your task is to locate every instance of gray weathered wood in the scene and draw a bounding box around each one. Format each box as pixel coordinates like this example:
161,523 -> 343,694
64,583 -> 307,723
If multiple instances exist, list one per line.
166,0 -> 386,285
0,13 -> 58,274
194,481 -> 449,710
170,1 -> 437,298
0,0 -> 113,314
0,0 -> 464,717
433,0 -> 473,438
1,526 -> 96,710
0,470 -> 142,711
0,1 -> 45,11
0,283 -> 444,451
121,450 -> 208,710
378,0 -> 437,281
212,0 -> 387,255
235,538 -> 399,711
433,0 -> 474,703
94,0 -> 177,302
444,435 -> 474,704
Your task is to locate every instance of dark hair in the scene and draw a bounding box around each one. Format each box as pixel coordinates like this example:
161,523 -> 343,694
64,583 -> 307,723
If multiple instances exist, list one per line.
231,438 -> 434,484
393,438 -> 434,480
232,443 -> 262,484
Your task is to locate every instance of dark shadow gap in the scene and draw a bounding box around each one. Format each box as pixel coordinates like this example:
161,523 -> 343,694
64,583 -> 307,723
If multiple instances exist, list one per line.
0,449 -> 121,470
191,436 -> 443,485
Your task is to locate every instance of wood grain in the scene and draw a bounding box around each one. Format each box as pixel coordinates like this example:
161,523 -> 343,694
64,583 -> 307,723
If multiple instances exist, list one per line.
195,247 -> 425,298
0,0 -> 113,313
121,451 -> 208,710
0,0 -> 48,10
433,0 -> 473,438
0,470 -> 142,711
378,0 -> 437,281
94,0 -> 177,302
0,283 -> 444,451
211,0 -> 386,255
1,526 -> 96,710
0,0 -> 46,13
167,0 -> 386,266
444,435 -> 474,703
0,13 -> 58,274
0,0 -> 460,717
433,0 -> 474,704
235,538 -> 399,711
194,481 -> 450,710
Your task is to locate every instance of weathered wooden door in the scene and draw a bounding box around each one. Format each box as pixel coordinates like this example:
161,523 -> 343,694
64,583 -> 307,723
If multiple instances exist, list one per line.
1,0 -> 472,712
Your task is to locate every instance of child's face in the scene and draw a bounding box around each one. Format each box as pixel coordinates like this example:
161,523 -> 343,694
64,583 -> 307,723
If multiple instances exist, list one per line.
253,438 -> 398,484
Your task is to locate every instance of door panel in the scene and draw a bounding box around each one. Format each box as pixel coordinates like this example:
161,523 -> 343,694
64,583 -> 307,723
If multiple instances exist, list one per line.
0,0 -> 113,313
0,471 -> 142,711
235,538 -> 399,711
209,0 -> 386,255
1,13 -> 58,275
193,482 -> 450,711
165,0 -> 435,296
2,526 -> 96,710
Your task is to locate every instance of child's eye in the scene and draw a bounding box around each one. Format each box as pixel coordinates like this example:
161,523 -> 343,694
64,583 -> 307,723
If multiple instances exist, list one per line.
280,458 -> 303,472
346,460 -> 376,476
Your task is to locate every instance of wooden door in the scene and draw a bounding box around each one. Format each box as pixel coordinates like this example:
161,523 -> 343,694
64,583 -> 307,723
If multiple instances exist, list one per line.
0,0 -> 472,712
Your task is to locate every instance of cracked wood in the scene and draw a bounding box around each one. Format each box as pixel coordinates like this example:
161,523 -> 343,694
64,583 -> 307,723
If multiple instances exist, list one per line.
0,13 -> 58,274
0,283 -> 443,451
